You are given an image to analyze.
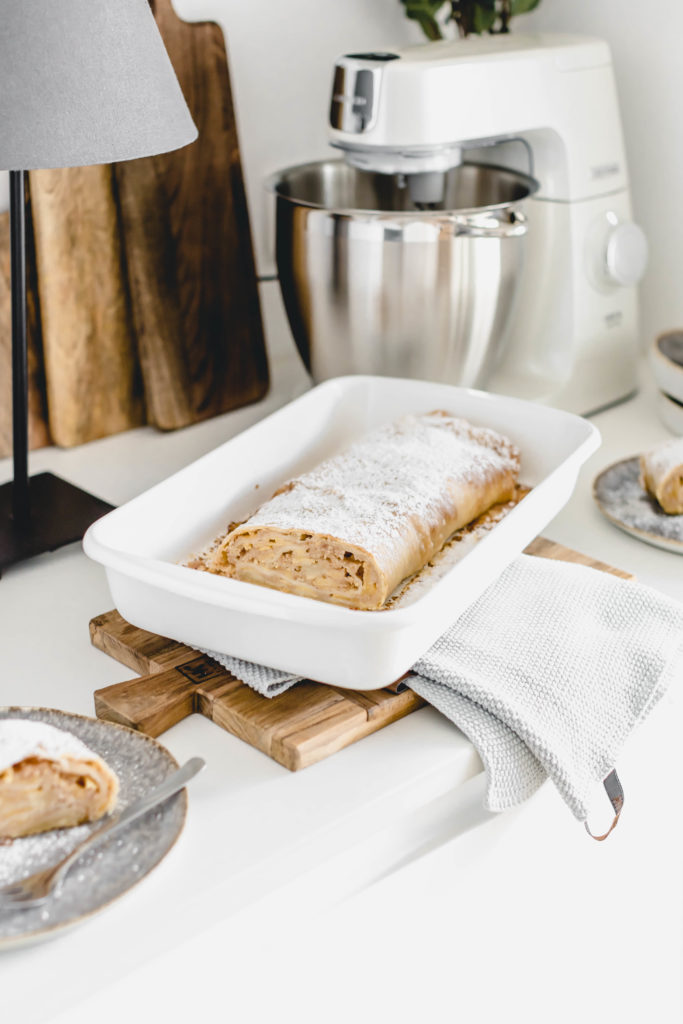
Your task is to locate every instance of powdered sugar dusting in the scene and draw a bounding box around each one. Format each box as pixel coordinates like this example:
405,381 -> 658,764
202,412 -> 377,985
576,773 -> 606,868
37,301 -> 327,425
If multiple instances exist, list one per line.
641,437 -> 683,484
385,485 -> 529,607
187,485 -> 530,603
235,412 -> 519,569
0,719 -> 106,775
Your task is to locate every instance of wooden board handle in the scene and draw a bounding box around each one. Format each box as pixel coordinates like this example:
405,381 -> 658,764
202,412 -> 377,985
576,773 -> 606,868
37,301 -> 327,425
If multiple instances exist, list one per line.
94,655 -> 241,737
95,666 -> 196,737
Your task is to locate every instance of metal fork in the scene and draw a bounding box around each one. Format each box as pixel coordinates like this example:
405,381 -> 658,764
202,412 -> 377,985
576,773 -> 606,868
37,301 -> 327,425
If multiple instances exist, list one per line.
0,756 -> 205,911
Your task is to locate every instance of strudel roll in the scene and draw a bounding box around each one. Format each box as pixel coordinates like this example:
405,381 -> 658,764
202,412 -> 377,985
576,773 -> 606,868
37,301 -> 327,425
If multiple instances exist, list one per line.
0,719 -> 119,839
640,437 -> 683,514
209,411 -> 520,610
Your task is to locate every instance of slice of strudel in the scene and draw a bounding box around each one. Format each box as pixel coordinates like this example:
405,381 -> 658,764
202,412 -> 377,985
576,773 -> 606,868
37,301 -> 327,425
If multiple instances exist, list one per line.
0,719 -> 119,839
640,437 -> 683,514
208,411 -> 520,610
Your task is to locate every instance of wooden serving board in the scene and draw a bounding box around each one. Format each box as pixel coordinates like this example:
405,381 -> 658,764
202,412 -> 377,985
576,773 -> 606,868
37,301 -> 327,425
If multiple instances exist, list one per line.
29,165 -> 145,447
91,539 -> 632,771
114,0 -> 268,431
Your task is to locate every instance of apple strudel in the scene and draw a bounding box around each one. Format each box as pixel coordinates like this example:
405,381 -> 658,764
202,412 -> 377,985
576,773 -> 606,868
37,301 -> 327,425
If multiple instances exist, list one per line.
640,437 -> 683,514
0,719 -> 119,839
208,411 -> 520,610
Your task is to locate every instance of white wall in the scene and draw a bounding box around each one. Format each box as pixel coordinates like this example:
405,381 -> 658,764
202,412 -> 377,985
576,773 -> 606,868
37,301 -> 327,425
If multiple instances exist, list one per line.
525,0 -> 683,346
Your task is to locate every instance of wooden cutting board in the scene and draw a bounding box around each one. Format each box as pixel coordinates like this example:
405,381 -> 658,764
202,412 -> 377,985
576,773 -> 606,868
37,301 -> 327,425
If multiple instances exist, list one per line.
0,202 -> 51,457
114,0 -> 268,431
29,165 -> 145,447
91,538 -> 632,771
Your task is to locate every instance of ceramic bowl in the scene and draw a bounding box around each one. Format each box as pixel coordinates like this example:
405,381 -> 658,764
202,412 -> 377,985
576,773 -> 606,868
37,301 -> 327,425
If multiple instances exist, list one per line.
657,389 -> 683,435
650,330 -> 683,405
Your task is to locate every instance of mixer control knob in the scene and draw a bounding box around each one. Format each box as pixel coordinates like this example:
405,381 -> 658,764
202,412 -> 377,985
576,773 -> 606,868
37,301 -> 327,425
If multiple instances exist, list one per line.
604,222 -> 648,287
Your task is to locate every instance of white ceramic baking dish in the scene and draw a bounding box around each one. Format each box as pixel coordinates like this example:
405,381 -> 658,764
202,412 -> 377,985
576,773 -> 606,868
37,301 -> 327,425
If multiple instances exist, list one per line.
83,376 -> 600,689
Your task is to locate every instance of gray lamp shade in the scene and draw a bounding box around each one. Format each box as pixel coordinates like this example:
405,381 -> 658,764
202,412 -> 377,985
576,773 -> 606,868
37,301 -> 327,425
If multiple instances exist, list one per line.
0,0 -> 198,170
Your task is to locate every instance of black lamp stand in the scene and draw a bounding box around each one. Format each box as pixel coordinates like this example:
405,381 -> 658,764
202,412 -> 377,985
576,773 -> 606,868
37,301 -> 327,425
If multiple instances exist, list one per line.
0,170 -> 114,576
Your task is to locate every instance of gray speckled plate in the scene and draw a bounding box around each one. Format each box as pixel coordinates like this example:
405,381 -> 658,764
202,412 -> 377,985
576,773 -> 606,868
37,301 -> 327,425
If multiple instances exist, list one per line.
0,708 -> 187,951
593,456 -> 683,554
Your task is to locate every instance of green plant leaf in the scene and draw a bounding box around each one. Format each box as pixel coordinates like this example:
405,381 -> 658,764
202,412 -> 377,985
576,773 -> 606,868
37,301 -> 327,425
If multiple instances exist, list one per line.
510,0 -> 541,13
400,0 -> 447,16
414,14 -> 445,39
400,0 -> 447,37
402,13 -> 444,38
473,2 -> 497,31
398,0 -> 541,38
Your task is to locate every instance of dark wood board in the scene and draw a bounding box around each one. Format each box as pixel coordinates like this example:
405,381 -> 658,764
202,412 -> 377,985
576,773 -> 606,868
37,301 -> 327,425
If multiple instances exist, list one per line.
114,0 -> 269,431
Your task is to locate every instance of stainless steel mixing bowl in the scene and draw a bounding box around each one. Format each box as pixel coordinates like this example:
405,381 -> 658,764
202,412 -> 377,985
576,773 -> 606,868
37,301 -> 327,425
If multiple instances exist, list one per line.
271,160 -> 538,388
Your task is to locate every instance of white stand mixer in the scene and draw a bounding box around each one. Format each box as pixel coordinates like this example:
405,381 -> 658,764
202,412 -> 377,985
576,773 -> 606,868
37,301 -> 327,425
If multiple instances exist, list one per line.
329,33 -> 648,415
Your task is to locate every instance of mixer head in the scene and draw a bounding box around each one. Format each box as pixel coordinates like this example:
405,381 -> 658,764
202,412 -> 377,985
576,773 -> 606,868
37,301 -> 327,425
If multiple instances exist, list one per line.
328,35 -> 629,206
329,50 -> 465,206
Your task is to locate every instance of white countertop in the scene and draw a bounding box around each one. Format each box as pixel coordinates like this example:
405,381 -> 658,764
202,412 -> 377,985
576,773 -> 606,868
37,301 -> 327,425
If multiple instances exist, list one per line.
2,286 -> 682,1022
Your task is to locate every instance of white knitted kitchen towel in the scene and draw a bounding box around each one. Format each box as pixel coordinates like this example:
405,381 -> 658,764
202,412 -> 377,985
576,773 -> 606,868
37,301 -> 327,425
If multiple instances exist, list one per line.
202,554 -> 683,822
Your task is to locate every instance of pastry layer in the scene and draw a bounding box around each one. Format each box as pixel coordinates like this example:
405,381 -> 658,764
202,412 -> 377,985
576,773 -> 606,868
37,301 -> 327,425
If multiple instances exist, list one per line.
0,720 -> 119,839
640,437 -> 683,514
209,411 -> 520,610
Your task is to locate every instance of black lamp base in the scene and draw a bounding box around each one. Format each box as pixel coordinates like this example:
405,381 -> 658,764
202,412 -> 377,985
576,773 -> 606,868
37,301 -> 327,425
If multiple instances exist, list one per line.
0,471 -> 114,575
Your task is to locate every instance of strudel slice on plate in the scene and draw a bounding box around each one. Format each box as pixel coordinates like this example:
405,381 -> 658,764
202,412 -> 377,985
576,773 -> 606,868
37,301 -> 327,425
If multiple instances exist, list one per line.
209,411 -> 520,610
640,437 -> 683,514
0,719 -> 119,839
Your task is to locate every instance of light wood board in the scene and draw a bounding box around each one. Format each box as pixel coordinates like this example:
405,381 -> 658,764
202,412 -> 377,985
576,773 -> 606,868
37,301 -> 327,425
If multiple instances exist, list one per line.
91,538 -> 632,771
29,164 -> 144,447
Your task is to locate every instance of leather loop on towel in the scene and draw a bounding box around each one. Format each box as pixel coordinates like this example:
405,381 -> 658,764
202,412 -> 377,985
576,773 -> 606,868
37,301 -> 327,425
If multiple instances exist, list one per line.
584,769 -> 624,841
386,673 -> 411,694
